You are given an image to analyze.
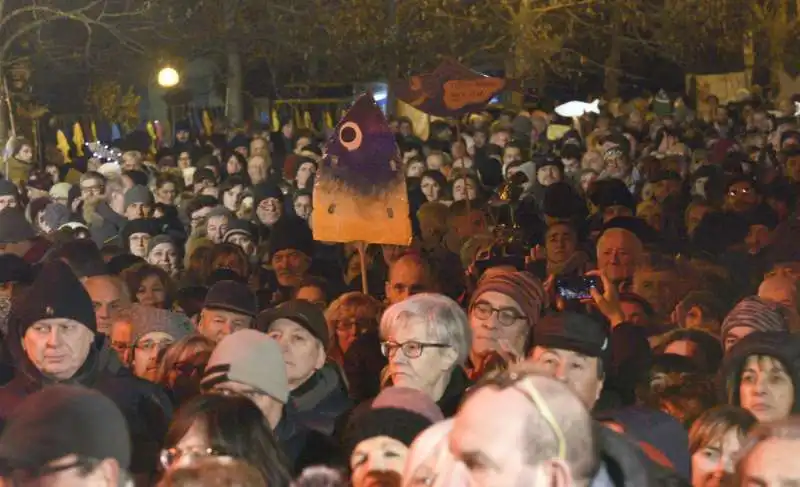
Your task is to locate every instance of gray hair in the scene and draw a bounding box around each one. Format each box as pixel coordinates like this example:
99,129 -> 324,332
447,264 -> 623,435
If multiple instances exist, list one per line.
380,293 -> 471,365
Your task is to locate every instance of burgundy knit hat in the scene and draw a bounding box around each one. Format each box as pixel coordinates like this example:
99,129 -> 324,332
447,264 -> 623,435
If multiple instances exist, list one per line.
470,271 -> 548,325
372,387 -> 444,423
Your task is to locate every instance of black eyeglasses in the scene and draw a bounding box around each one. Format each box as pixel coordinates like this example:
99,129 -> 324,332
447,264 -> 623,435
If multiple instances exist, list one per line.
380,340 -> 450,359
173,361 -> 205,376
470,302 -> 525,327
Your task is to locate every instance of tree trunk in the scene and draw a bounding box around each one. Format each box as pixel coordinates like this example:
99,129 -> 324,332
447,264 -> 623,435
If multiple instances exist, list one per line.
604,8 -> 623,99
226,43 -> 244,126
224,1 -> 243,126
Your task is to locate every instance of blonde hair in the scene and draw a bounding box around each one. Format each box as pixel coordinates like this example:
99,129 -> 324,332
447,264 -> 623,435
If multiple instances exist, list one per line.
689,405 -> 756,454
155,333 -> 215,387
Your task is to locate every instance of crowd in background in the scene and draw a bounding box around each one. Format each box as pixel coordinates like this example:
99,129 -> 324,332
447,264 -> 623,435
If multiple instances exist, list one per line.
0,89 -> 799,486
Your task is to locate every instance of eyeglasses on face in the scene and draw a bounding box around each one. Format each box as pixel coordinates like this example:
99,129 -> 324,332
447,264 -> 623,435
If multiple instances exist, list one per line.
380,340 -> 449,359
136,339 -> 174,351
470,302 -> 525,327
159,446 -> 222,470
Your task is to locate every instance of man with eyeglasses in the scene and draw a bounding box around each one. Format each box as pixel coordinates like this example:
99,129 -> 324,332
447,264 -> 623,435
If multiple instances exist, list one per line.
124,304 -> 193,382
466,271 -> 548,380
258,300 -> 351,435
201,329 -> 338,473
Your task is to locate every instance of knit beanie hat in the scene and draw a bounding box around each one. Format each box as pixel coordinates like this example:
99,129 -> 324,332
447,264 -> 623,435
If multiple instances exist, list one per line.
11,260 -> 97,334
343,407 -> 433,460
721,296 -> 788,343
268,217 -> 314,258
124,303 -> 194,345
201,330 -> 289,403
0,385 -> 131,474
252,182 -> 284,208
146,234 -> 177,257
0,209 -> 35,244
41,203 -> 71,231
372,387 -> 444,423
653,90 -> 672,117
121,219 -> 161,251
471,271 -> 548,325
48,182 -> 72,201
124,185 -> 154,209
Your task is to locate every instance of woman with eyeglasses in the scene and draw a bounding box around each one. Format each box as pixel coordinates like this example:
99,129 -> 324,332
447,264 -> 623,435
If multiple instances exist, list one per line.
161,394 -> 292,487
465,271 -> 548,381
325,292 -> 383,368
123,304 -> 194,383
155,334 -> 216,407
379,293 -> 472,417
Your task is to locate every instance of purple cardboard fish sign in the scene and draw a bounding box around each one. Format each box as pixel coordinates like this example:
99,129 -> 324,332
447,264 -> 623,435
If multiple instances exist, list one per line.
311,94 -> 412,245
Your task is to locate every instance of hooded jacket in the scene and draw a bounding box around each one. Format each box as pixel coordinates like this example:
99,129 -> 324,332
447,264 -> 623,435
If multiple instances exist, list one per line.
720,331 -> 800,414
89,200 -> 128,247
592,425 -> 689,487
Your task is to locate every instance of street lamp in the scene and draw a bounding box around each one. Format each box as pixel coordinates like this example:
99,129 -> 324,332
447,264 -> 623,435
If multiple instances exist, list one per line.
157,66 -> 180,88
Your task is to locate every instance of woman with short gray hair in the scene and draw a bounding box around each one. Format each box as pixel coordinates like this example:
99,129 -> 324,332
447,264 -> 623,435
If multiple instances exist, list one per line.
379,293 -> 472,417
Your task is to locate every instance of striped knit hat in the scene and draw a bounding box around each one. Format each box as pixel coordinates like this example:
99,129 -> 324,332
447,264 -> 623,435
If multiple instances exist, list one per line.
721,296 -> 788,343
470,271 -> 548,326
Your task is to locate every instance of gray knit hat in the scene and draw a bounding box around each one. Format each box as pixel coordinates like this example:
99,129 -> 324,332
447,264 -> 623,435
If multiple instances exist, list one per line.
124,185 -> 154,209
721,296 -> 789,342
41,203 -> 71,232
125,304 -> 194,345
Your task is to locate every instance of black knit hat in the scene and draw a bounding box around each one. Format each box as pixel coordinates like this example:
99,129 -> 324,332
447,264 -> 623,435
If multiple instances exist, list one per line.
0,255 -> 32,284
268,217 -> 314,257
253,182 -> 284,207
589,179 -> 635,213
204,280 -> 258,318
257,299 -> 329,349
533,311 -> 610,361
343,407 -> 433,459
0,385 -> 131,474
121,219 -> 161,251
11,260 -> 97,334
543,182 -> 586,220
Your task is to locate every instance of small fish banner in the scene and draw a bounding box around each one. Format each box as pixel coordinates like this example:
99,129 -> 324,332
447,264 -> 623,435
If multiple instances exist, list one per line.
392,59 -> 521,117
311,94 -> 411,245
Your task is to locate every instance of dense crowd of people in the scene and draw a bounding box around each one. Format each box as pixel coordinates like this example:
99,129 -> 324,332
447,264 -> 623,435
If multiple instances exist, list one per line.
0,91 -> 799,486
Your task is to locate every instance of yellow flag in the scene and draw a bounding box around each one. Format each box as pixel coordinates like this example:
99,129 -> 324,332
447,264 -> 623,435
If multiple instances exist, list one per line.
271,108 -> 280,132
56,129 -> 71,162
72,122 -> 84,156
146,121 -> 157,154
303,111 -> 313,131
202,110 -> 213,136
90,121 -> 98,141
294,108 -> 303,129
324,111 -> 334,130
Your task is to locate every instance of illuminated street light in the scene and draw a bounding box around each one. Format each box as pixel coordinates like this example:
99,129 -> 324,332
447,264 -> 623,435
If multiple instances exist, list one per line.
157,66 -> 180,88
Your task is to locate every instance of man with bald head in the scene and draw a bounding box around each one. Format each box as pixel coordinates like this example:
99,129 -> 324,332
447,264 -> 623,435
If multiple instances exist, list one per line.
82,274 -> 131,335
450,369 -> 598,486
596,219 -> 645,289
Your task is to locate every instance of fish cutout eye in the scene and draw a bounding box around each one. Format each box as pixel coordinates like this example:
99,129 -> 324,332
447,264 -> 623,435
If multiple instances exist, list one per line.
339,122 -> 362,152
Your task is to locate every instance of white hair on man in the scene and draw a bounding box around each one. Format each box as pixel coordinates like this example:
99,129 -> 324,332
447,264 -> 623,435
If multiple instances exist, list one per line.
380,292 -> 471,366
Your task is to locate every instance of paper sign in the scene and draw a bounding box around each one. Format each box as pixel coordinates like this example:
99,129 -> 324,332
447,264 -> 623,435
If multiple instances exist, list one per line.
311,94 -> 412,245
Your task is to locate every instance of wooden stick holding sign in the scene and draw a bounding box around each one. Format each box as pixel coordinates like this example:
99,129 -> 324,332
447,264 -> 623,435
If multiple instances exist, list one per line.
356,241 -> 369,295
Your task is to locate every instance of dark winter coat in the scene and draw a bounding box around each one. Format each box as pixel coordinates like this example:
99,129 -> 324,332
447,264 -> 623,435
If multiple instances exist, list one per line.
89,201 -> 127,248
0,336 -> 173,475
274,403 -> 343,475
290,363 -> 352,436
